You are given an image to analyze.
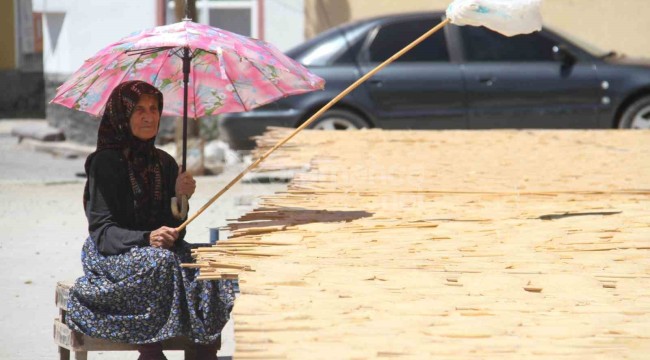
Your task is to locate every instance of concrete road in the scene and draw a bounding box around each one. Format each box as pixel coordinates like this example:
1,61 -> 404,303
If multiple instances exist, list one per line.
0,122 -> 86,183
0,123 -> 286,359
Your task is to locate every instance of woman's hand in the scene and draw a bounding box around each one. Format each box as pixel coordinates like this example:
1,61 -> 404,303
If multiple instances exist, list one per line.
175,170 -> 196,199
149,226 -> 179,249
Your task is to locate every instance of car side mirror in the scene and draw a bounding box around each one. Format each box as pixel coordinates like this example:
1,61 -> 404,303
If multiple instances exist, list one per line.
553,45 -> 576,66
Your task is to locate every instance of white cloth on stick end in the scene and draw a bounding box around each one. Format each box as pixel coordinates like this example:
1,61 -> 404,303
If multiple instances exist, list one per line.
446,0 -> 543,37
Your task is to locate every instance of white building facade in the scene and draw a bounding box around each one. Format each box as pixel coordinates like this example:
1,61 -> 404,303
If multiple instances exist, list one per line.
34,0 -> 305,143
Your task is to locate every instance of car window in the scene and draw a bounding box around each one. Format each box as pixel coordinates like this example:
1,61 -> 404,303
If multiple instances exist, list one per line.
548,27 -> 606,58
368,19 -> 449,63
289,22 -> 375,66
461,27 -> 556,62
298,35 -> 350,66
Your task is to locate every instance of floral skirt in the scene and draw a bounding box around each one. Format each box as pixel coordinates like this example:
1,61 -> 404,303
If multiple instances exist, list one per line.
66,237 -> 235,344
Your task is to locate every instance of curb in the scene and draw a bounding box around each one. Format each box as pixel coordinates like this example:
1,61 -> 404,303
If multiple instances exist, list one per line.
19,138 -> 95,158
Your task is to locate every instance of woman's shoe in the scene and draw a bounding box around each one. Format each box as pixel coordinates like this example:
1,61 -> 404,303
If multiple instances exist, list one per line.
136,342 -> 167,360
195,338 -> 221,360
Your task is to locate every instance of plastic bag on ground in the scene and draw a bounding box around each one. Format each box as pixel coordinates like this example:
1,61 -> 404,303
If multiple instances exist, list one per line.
446,0 -> 543,37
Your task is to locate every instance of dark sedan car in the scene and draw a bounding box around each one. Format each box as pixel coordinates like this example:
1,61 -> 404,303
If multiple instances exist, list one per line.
219,12 -> 650,150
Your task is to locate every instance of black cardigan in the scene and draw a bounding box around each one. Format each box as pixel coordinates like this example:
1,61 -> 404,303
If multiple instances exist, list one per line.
84,149 -> 186,255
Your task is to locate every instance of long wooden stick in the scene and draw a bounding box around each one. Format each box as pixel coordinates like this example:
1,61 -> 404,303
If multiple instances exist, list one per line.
176,18 -> 451,232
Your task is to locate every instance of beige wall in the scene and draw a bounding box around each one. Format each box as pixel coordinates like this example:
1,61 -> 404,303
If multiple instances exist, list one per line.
306,0 -> 650,59
0,0 -> 16,70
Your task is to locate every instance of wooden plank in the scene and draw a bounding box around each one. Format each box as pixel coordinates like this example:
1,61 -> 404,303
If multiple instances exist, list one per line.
53,319 -> 193,351
53,318 -> 82,350
55,281 -> 73,310
58,347 -> 70,360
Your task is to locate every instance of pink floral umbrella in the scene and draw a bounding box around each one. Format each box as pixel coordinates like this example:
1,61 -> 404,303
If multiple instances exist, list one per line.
51,20 -> 324,170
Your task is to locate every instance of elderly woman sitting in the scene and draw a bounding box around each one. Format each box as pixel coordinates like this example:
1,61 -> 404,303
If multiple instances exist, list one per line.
67,80 -> 234,360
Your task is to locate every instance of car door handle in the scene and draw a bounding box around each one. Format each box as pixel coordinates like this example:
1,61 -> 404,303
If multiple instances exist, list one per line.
478,76 -> 495,86
369,79 -> 384,87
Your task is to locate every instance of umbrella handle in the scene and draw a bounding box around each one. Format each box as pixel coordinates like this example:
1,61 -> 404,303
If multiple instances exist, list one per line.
181,47 -> 191,173
171,195 -> 189,220
175,18 -> 451,232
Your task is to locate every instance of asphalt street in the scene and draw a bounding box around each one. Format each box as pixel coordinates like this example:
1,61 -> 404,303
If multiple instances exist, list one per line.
0,122 -> 286,359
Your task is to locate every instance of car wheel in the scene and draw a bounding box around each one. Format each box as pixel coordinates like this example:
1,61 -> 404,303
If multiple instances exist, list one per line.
618,95 -> 650,129
308,110 -> 369,130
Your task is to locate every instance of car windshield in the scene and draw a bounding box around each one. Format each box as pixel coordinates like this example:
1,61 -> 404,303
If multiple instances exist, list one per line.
286,21 -> 375,66
550,27 -> 609,57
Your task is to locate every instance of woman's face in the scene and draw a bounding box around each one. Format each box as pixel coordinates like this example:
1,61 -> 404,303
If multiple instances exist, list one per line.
129,94 -> 160,141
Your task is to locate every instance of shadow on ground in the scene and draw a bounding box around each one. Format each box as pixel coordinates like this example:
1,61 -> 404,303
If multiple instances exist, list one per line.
538,211 -> 622,221
228,208 -> 373,231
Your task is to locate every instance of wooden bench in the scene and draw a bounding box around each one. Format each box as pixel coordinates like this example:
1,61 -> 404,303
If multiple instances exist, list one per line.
54,281 -> 209,360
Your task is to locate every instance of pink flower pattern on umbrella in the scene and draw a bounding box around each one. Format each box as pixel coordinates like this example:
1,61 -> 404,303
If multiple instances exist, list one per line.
51,21 -> 325,118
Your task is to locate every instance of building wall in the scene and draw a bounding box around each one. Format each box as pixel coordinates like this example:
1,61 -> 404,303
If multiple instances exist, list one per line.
542,0 -> 650,59
33,0 -> 159,143
33,0 -> 158,76
0,0 -> 16,70
305,0 -> 650,59
265,0 -> 305,51
33,0 -> 308,142
0,0 -> 45,118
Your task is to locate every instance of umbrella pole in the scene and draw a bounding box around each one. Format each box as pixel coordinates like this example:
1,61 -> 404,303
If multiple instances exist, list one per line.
181,46 -> 191,172
176,18 -> 451,232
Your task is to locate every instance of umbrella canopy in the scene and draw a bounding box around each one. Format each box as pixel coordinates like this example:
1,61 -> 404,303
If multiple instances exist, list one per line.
51,20 -> 325,118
